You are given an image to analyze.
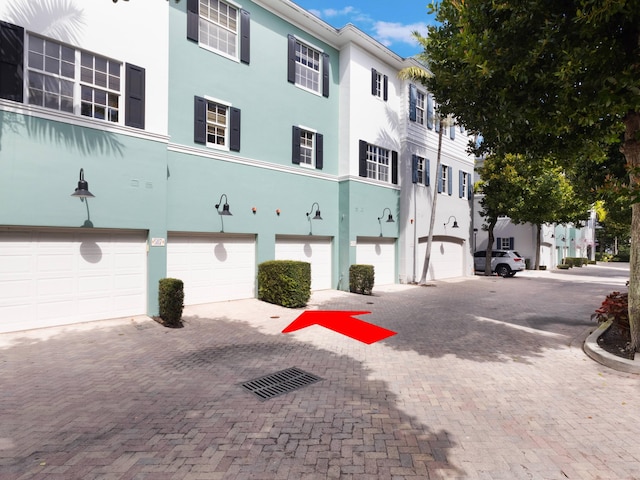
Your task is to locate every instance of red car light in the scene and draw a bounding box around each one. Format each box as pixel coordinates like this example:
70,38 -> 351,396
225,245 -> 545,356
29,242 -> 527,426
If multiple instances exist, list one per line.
514,258 -> 523,262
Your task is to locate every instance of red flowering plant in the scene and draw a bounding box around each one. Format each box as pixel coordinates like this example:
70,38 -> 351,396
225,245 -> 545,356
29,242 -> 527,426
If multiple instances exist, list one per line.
592,291 -> 630,333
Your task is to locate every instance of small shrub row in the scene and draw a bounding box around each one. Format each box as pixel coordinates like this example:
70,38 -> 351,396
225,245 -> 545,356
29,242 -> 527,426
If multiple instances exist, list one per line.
562,257 -> 588,267
258,260 -> 311,308
349,264 -> 375,295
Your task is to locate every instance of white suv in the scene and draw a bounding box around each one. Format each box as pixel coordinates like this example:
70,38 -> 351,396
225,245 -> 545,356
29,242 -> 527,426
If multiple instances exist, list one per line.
474,250 -> 526,277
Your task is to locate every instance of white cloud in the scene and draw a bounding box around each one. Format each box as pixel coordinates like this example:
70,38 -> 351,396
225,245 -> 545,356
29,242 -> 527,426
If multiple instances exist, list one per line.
323,6 -> 355,17
372,21 -> 428,48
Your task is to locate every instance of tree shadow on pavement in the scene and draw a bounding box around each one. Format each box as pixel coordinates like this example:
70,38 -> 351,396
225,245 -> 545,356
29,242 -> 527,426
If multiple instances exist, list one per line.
0,315 -> 465,480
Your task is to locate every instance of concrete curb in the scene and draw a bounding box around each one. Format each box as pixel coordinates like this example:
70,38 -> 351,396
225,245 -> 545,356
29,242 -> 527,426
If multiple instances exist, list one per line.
584,320 -> 640,374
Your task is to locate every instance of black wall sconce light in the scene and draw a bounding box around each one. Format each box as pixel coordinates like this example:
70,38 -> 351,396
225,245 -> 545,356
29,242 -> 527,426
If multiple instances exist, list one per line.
306,202 -> 322,235
378,207 -> 395,237
444,215 -> 459,228
215,193 -> 232,233
70,168 -> 95,200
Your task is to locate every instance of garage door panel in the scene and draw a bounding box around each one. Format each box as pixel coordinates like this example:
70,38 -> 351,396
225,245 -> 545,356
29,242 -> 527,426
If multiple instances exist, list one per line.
356,238 -> 396,286
0,230 -> 147,333
275,236 -> 332,291
419,238 -> 463,280
167,234 -> 256,305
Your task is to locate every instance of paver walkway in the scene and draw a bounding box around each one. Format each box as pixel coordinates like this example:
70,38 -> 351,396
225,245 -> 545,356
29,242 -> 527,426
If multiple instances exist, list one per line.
1,264 -> 639,479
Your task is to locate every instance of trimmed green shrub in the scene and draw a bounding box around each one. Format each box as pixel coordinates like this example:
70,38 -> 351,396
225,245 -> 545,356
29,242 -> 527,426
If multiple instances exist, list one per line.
349,264 -> 375,295
158,278 -> 184,327
258,260 -> 311,308
557,264 -> 570,270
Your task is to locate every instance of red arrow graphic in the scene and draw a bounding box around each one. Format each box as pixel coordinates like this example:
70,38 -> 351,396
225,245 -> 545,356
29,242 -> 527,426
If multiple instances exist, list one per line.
282,311 -> 396,344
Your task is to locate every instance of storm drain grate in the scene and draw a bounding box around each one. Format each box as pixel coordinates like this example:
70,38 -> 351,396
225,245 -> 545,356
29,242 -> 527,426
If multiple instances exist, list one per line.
241,367 -> 323,401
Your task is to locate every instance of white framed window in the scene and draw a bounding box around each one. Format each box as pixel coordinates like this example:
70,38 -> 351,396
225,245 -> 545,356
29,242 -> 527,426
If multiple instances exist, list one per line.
416,157 -> 425,184
461,171 -> 469,198
299,128 -> 315,166
440,164 -> 450,194
198,0 -> 239,59
25,34 -> 138,126
366,144 -> 390,183
295,40 -> 321,93
416,90 -> 425,125
206,99 -> 230,148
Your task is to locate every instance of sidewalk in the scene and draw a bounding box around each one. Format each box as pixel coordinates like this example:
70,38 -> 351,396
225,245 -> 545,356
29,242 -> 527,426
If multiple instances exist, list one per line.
1,264 -> 639,479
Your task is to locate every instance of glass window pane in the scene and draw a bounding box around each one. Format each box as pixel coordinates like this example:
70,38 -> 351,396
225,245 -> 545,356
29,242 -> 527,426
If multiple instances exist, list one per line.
61,45 -> 75,63
94,105 -> 105,119
30,36 -> 44,53
81,102 -> 92,117
95,71 -> 107,88
60,97 -> 74,113
61,61 -> 74,79
95,57 -> 107,73
94,89 -> 107,105
81,52 -> 93,68
81,86 -> 92,102
81,66 -> 93,83
28,51 -> 43,69
44,93 -> 59,109
44,41 -> 59,58
44,56 -> 59,74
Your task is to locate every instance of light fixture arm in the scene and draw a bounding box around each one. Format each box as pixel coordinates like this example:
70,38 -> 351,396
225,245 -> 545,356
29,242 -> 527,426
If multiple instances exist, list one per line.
444,215 -> 459,228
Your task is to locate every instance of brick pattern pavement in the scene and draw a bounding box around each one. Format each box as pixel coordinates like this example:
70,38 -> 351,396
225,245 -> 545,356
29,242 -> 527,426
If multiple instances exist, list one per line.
1,265 -> 639,479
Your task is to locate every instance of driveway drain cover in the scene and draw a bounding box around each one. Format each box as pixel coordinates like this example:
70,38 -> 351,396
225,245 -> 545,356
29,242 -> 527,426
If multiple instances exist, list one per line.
241,367 -> 323,401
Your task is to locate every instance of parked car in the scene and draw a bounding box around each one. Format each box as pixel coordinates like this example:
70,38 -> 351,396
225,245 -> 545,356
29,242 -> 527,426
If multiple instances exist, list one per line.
474,250 -> 526,277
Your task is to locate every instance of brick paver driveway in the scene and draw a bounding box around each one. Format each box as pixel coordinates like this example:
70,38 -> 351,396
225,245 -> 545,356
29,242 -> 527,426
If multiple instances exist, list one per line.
1,264 -> 639,479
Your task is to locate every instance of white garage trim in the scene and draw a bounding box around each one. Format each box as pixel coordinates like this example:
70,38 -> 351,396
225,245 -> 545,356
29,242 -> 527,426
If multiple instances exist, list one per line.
275,235 -> 332,290
167,233 -> 256,305
0,228 -> 147,333
355,237 -> 396,286
418,235 -> 464,280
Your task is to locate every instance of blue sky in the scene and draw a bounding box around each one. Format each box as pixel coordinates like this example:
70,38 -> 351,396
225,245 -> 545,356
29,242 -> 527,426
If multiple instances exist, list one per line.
291,1 -> 437,58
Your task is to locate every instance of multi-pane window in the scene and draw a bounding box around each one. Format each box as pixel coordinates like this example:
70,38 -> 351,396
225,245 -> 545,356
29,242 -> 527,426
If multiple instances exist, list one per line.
441,165 -> 449,194
199,0 -> 238,58
295,40 -> 321,93
27,34 -> 122,123
80,52 -> 121,122
366,144 -> 390,183
461,171 -> 469,197
27,36 -> 75,113
416,157 -> 425,184
416,91 -> 425,125
206,101 -> 228,147
374,71 -> 383,98
299,129 -> 315,166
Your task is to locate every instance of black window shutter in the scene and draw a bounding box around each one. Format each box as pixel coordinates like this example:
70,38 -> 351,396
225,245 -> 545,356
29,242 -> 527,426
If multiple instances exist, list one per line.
450,124 -> 456,140
509,237 -> 515,250
459,170 -> 464,198
371,68 -> 377,96
322,53 -> 329,97
287,34 -> 296,84
383,75 -> 388,101
291,126 -> 301,164
425,159 -> 430,186
411,155 -> 418,184
240,9 -> 250,64
496,237 -> 502,249
194,96 -> 206,144
391,151 -> 398,185
187,0 -> 199,42
229,107 -> 241,152
315,133 -> 323,170
448,167 -> 453,195
124,63 -> 145,129
427,94 -> 434,129
437,164 -> 443,193
359,140 -> 367,177
409,84 -> 417,122
0,21 -> 24,102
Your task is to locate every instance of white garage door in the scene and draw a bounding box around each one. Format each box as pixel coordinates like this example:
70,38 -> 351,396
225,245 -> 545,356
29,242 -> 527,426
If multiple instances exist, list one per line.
167,233 -> 256,305
418,236 -> 464,280
0,229 -> 147,333
356,237 -> 396,286
275,236 -> 332,290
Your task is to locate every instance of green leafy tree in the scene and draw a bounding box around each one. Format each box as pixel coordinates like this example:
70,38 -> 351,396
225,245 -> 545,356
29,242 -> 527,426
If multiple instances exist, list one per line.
423,0 -> 640,352
476,154 -> 523,275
